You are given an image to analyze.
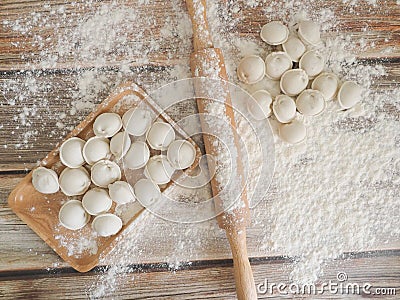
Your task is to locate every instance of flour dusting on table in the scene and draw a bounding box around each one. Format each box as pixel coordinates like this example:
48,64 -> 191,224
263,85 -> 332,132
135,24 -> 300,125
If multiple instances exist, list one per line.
1,0 -> 399,297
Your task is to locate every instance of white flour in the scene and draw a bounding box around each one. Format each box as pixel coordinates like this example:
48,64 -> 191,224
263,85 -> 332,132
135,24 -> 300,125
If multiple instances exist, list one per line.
236,2 -> 400,283
1,0 -> 399,297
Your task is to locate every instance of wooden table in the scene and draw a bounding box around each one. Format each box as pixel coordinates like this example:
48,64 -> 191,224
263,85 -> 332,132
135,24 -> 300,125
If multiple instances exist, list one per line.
0,0 -> 399,299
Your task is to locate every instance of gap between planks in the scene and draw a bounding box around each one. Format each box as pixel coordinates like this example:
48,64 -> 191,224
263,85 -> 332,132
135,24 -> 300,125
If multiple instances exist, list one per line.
0,0 -> 399,71
0,56 -> 399,76
0,254 -> 399,300
0,249 -> 399,279
0,58 -> 398,172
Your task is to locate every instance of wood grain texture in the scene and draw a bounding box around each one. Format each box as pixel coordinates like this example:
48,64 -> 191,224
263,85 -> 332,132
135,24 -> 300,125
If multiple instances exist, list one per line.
187,0 -> 256,296
2,173 -> 400,272
0,0 -> 190,71
0,253 -> 399,299
0,0 -> 399,298
0,61 -> 398,171
4,81 -> 203,273
0,0 -> 399,72
236,0 -> 400,59
0,68 -> 172,170
0,0 -> 399,170
6,82 -> 148,272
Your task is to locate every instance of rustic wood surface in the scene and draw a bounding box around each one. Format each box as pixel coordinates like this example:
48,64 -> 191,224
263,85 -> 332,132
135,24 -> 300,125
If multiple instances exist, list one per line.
7,83 -> 148,273
0,0 -> 399,299
187,0 -> 257,297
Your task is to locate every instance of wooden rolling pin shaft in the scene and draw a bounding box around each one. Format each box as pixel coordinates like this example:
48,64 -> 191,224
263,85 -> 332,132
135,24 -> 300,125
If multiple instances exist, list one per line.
185,0 -> 257,299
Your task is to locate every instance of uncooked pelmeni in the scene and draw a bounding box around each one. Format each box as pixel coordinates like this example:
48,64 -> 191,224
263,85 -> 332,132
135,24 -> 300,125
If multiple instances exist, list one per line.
83,136 -> 110,165
124,141 -> 150,169
296,89 -> 326,116
134,178 -> 161,206
282,35 -> 306,62
265,52 -> 292,80
92,213 -> 123,237
108,181 -> 135,205
59,137 -> 85,168
280,69 -> 309,96
59,167 -> 91,196
298,20 -> 321,45
144,155 -> 175,185
32,166 -> 59,194
247,90 -> 273,120
93,112 -> 122,138
146,122 -> 175,150
299,51 -> 324,78
273,94 -> 297,123
110,131 -> 131,160
59,200 -> 89,230
122,108 -> 152,136
337,81 -> 363,109
82,187 -> 113,216
237,55 -> 265,84
279,120 -> 307,144
91,160 -> 121,188
311,73 -> 339,101
167,140 -> 196,170
260,21 -> 289,45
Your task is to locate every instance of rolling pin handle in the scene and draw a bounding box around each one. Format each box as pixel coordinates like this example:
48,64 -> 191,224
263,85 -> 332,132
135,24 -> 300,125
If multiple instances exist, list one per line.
226,229 -> 258,300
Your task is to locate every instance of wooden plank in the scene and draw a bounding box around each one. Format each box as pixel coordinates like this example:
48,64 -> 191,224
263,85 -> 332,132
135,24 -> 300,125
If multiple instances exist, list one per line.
0,0 -> 399,288
237,1 -> 400,59
0,66 -> 170,170
7,82 -> 158,273
0,253 -> 399,299
0,0 -> 190,71
1,173 -> 400,272
0,60 -> 399,171
0,174 -> 25,224
0,174 -> 66,269
0,0 -> 398,71
0,0 -> 399,170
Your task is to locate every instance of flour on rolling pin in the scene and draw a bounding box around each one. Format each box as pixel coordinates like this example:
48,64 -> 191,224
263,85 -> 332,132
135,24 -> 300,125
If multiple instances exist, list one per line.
191,55 -> 248,214
4,0 -> 399,296
191,47 -> 275,214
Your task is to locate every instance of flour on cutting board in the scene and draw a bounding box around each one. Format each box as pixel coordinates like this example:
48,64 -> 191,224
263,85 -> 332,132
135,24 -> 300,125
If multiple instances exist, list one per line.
92,0 -> 399,294
55,230 -> 98,257
2,0 -> 399,296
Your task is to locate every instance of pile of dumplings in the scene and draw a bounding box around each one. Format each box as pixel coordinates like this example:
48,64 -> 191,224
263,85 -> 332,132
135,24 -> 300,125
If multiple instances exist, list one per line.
31,108 -> 196,237
237,20 -> 363,144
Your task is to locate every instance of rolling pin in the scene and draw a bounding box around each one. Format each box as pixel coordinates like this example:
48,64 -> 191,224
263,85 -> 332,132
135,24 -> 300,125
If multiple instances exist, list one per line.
185,0 -> 257,299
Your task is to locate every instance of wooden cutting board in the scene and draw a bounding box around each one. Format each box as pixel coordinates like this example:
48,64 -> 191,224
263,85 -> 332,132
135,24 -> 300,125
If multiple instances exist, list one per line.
7,81 -> 201,272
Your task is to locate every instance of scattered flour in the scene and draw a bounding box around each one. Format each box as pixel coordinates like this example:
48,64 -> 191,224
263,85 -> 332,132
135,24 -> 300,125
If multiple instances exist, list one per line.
235,2 -> 399,284
55,230 -> 98,257
342,0 -> 377,5
2,0 -> 192,148
1,0 -> 399,297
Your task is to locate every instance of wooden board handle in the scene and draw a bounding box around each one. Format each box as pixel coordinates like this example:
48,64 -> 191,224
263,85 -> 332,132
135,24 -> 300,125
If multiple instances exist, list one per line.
227,229 -> 258,300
